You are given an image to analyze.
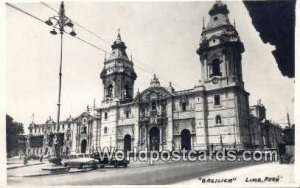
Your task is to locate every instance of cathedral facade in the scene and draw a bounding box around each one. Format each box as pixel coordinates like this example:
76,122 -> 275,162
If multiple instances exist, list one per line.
26,2 -> 281,156
98,1 -> 251,152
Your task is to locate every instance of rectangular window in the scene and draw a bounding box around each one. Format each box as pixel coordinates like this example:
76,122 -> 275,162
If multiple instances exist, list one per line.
125,110 -> 130,118
104,112 -> 108,120
214,95 -> 221,106
141,108 -> 145,116
182,103 -> 187,111
162,105 -> 166,114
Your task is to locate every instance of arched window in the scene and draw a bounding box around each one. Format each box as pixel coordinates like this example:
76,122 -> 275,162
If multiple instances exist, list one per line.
152,101 -> 156,111
107,84 -> 113,97
104,127 -> 108,134
124,84 -> 131,99
211,59 -> 221,77
216,115 -> 222,124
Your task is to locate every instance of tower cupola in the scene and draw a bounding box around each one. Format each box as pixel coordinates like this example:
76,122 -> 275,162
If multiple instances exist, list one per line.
100,30 -> 137,103
109,31 -> 128,60
196,1 -> 245,88
208,1 -> 229,16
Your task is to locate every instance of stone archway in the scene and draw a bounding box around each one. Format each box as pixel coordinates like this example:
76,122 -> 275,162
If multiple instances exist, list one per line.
124,134 -> 131,152
181,129 -> 191,150
81,139 -> 87,153
149,127 -> 160,151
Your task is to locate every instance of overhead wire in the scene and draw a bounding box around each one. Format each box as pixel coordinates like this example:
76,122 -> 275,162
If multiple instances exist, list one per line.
40,2 -> 185,89
6,3 -> 45,23
6,3 -> 182,88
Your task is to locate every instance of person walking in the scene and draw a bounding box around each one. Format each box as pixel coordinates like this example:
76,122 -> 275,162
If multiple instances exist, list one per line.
23,155 -> 28,166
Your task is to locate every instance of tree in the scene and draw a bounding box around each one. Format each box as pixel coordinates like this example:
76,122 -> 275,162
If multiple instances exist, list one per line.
6,114 -> 24,157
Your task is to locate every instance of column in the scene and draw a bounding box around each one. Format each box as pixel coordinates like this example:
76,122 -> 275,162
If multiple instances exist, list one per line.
160,126 -> 162,151
223,53 -> 227,77
146,125 -> 149,148
204,59 -> 208,80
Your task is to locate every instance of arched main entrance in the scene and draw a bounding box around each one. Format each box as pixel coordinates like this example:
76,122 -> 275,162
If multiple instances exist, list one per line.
149,127 -> 160,151
181,129 -> 191,150
124,134 -> 131,152
81,139 -> 87,153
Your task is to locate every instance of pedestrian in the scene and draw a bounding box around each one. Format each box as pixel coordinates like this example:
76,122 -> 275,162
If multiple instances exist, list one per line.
23,155 -> 28,166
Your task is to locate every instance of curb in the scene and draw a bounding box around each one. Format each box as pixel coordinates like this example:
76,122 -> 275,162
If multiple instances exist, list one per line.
7,162 -> 45,170
128,160 -> 182,168
14,168 -> 93,178
13,162 -> 171,178
10,161 -> 180,178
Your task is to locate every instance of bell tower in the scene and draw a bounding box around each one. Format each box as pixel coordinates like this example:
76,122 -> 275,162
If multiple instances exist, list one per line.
100,31 -> 137,103
196,1 -> 252,149
197,1 -> 245,90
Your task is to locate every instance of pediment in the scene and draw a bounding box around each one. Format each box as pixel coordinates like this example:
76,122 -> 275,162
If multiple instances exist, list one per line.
73,112 -> 96,122
134,86 -> 173,102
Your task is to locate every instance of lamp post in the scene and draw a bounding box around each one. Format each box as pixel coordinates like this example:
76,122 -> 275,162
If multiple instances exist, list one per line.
45,1 -> 76,165
219,134 -> 223,150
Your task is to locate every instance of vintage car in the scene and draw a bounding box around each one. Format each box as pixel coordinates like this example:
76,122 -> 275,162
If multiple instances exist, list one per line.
279,153 -> 291,164
62,153 -> 98,171
91,151 -> 129,168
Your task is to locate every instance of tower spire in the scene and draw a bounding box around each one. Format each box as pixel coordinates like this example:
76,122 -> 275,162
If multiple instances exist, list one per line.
286,107 -> 291,128
93,98 -> 96,110
234,19 -> 236,29
32,113 -> 35,124
117,28 -> 121,39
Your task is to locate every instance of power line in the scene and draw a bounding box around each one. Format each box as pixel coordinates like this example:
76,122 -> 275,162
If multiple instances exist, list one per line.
40,2 -> 111,46
40,2 -> 58,13
6,3 -> 45,23
6,3 -> 105,54
8,2 -> 184,89
40,2 -> 185,89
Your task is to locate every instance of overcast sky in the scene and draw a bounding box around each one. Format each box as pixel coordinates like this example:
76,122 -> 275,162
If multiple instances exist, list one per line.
5,1 -> 294,132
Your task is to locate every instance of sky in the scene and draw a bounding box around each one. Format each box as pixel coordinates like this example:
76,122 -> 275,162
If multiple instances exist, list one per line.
5,1 -> 294,133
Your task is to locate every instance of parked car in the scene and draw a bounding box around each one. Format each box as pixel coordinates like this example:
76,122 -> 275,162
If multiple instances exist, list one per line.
62,153 -> 98,171
92,151 -> 129,168
279,153 -> 290,164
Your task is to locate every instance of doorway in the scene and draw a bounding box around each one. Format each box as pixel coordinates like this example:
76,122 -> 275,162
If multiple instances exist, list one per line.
149,127 -> 160,151
181,129 -> 191,150
124,134 -> 131,152
81,139 -> 87,153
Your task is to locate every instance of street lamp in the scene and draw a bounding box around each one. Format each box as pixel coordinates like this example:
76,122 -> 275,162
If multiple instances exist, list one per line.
220,134 -> 223,150
45,1 -> 76,166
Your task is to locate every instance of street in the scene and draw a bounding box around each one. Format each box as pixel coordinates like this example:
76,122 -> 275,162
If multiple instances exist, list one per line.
8,160 -> 263,185
177,162 -> 294,186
